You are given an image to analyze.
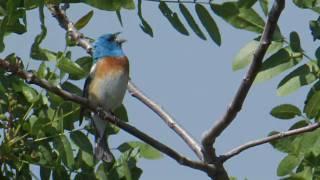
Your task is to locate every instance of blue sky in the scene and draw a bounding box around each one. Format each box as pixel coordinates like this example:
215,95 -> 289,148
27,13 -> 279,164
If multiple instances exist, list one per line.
1,1 -> 319,179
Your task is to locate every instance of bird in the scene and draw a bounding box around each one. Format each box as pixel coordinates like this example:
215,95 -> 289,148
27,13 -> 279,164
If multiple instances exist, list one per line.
81,32 -> 129,162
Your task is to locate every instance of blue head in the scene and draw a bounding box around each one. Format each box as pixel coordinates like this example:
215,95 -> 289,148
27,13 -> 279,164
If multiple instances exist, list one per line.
92,32 -> 126,62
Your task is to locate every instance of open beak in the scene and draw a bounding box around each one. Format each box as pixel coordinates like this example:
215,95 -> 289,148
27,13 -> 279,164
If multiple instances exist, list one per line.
112,32 -> 127,44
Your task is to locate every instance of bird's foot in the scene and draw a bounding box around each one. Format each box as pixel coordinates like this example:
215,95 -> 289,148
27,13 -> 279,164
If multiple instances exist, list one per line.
96,106 -> 105,117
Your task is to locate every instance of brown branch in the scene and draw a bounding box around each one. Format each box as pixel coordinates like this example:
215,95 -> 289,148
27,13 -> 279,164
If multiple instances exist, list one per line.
47,5 -> 92,54
0,58 -> 215,174
201,0 -> 286,163
47,4 -> 203,161
219,122 -> 320,162
128,81 -> 203,160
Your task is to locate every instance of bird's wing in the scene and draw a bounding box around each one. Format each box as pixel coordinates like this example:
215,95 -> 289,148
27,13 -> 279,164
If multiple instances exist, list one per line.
79,75 -> 91,125
79,63 -> 97,125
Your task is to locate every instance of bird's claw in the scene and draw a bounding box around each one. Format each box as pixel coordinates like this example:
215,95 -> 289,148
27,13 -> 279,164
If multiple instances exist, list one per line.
96,106 -> 104,117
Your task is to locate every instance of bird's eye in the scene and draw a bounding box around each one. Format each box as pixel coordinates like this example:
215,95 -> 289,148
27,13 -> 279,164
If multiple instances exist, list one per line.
108,36 -> 116,42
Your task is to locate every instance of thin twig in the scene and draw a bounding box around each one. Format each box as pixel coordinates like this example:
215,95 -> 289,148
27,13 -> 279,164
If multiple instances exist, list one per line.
201,0 -> 286,162
128,81 -> 203,160
220,122 -> 320,162
0,58 -> 214,173
47,5 -> 92,54
47,4 -> 203,161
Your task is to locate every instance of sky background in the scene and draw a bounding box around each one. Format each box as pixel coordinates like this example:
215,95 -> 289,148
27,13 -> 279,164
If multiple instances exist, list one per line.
1,0 -> 319,179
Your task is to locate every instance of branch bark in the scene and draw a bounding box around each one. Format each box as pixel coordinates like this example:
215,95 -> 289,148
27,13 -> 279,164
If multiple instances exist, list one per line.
220,122 -> 320,162
0,58 -> 214,174
47,4 -> 203,161
201,0 -> 286,163
128,81 -> 203,160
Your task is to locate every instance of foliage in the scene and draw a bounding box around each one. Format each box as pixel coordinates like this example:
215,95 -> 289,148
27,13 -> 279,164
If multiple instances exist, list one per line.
0,0 -> 161,179
0,0 -> 320,179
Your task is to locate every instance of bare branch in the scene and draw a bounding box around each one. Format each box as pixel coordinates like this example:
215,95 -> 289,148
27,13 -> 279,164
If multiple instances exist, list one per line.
47,4 -> 92,54
201,0 -> 286,162
0,58 -> 214,174
128,81 -> 203,160
220,122 -> 320,162
47,4 -> 203,161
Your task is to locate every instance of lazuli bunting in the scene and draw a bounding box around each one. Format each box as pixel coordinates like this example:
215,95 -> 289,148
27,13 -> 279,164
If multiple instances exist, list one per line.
82,32 -> 129,162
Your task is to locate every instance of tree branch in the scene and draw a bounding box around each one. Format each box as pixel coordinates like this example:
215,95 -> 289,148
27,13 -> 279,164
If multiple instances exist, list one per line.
201,0 -> 286,163
128,81 -> 203,160
219,122 -> 320,162
0,58 -> 214,174
47,4 -> 203,161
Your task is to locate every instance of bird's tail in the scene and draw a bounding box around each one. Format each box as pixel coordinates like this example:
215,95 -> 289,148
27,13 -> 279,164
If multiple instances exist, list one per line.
95,133 -> 114,163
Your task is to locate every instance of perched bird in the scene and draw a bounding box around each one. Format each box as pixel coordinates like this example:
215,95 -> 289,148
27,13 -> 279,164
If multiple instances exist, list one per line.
81,32 -> 129,162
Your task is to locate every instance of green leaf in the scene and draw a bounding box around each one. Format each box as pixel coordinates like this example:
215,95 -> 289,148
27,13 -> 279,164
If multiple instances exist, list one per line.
30,6 -> 56,61
57,55 -> 86,78
26,115 -> 39,135
22,85 -> 38,103
269,131 -> 295,153
179,4 -> 206,40
118,141 -> 163,160
38,144 -> 53,165
289,120 -> 309,130
270,104 -> 301,120
259,0 -> 269,16
52,166 -> 69,180
284,167 -> 313,180
137,0 -> 153,37
70,131 -> 93,154
105,104 -> 129,135
40,167 -> 51,180
114,104 -> 129,122
70,131 -> 94,167
75,172 -> 96,180
53,135 -> 75,169
159,2 -> 189,36
277,155 -> 300,176
0,17 -> 7,52
254,47 -> 303,84
305,81 -> 320,107
238,0 -> 258,8
277,62 -> 318,96
195,4 -> 221,45
295,131 -> 320,156
211,2 -> 265,33
316,47 -> 320,64
74,10 -> 93,30
233,39 -> 283,71
290,31 -> 302,52
69,56 -> 92,80
61,81 -> 82,96
304,90 -> 320,119
121,160 -> 132,180
95,163 -> 108,180
116,10 -> 123,27
293,0 -> 320,13
310,19 -> 320,41
37,62 -> 47,78
82,0 -> 134,11
121,0 -> 135,9
292,128 -> 320,155
24,0 -> 39,10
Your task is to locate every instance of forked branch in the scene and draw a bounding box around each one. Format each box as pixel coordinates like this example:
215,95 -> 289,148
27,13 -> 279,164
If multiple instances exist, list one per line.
201,0 -> 286,163
0,58 -> 213,173
47,4 -> 203,161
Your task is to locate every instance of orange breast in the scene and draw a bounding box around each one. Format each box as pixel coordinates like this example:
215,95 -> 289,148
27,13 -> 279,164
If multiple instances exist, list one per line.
95,56 -> 129,79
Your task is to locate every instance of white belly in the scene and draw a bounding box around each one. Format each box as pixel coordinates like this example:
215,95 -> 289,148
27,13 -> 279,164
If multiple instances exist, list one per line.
89,71 -> 128,111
